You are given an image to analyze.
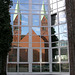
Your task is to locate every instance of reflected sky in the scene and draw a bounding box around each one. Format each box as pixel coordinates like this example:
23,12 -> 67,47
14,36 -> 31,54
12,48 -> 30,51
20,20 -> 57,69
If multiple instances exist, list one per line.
32,27 -> 40,35
21,27 -> 29,35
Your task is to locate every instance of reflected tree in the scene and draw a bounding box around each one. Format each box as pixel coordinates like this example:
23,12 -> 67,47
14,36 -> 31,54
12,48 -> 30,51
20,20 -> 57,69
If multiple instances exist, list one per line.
0,0 -> 12,75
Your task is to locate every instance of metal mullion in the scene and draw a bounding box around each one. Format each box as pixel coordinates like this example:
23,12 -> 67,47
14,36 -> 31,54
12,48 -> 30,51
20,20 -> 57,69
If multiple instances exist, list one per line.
48,0 -> 52,73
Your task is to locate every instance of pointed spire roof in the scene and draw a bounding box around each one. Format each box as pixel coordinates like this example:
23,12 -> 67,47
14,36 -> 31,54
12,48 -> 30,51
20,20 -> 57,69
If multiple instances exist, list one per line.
41,1 -> 48,20
13,0 -> 21,21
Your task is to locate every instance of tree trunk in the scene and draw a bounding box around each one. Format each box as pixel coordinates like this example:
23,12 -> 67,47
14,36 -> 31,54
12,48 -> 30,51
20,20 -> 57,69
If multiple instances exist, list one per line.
0,52 -> 7,75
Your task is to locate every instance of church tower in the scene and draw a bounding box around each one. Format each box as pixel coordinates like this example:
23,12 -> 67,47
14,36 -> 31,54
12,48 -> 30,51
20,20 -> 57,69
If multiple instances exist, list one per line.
13,0 -> 21,42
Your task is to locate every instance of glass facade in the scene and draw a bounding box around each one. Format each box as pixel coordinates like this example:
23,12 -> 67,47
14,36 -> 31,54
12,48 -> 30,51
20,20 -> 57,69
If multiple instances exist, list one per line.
7,0 -> 69,74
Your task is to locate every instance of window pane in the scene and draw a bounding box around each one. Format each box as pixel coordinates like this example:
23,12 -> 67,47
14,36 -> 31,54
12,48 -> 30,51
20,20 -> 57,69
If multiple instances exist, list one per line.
41,15 -> 48,26
60,47 -> 68,61
42,49 -> 48,62
51,13 -> 57,25
60,33 -> 68,41
41,43 -> 49,47
52,42 -> 59,47
61,63 -> 69,72
32,36 -> 40,42
33,15 -> 39,26
21,27 -> 29,35
33,49 -> 40,62
13,35 -> 18,42
52,64 -> 59,72
8,49 -> 17,62
20,0 -> 29,3
19,49 -> 28,62
41,36 -> 49,43
53,3 -> 57,9
32,5 -> 40,10
20,4 -> 29,10
59,11 -> 66,24
12,43 -> 18,47
13,26 -> 18,35
51,35 -> 59,42
32,27 -> 40,35
19,43 -> 29,47
41,27 -> 48,35
32,64 -> 40,72
32,43 -> 40,47
21,15 -> 28,25
42,64 -> 49,72
52,48 -> 59,62
8,64 -> 17,72
32,0 -> 39,4
19,64 -> 29,72
59,41 -> 68,46
51,26 -> 58,35
59,24 -> 67,33
19,35 -> 29,42
58,0 -> 65,8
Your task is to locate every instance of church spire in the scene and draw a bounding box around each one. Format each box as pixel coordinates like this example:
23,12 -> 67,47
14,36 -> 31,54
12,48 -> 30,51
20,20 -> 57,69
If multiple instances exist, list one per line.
41,1 -> 47,20
13,0 -> 21,21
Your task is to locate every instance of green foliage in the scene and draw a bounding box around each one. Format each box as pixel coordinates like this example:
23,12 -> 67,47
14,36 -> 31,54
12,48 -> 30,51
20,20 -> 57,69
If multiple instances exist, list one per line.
0,0 -> 12,53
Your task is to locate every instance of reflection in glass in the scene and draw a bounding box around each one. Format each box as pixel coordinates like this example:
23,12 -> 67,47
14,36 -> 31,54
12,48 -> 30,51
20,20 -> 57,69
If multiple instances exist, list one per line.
32,5 -> 40,10
42,49 -> 48,62
41,36 -> 49,43
61,63 -> 69,72
58,0 -> 65,8
32,43 -> 40,47
40,5 -> 48,11
33,15 -> 39,26
19,64 -> 28,72
8,64 -> 17,72
21,27 -> 29,35
51,13 -> 57,25
12,43 -> 18,47
20,49 -> 28,62
52,64 -> 59,72
53,0 -> 57,3
32,64 -> 40,72
42,64 -> 49,72
13,26 -> 18,35
20,0 -> 29,3
59,11 -> 66,24
53,3 -> 57,9
51,26 -> 58,34
19,35 -> 29,42
20,4 -> 29,10
59,41 -> 68,46
21,15 -> 28,25
60,33 -> 68,41
32,36 -> 40,42
59,24 -> 67,33
52,42 -> 59,47
52,48 -> 59,62
41,43 -> 49,47
20,10 -> 29,13
40,0 -> 48,4
51,35 -> 59,42
19,43 -> 29,47
33,49 -> 40,62
8,49 -> 17,62
32,27 -> 40,35
41,27 -> 48,35
60,47 -> 68,61
32,0 -> 39,4
41,15 -> 48,26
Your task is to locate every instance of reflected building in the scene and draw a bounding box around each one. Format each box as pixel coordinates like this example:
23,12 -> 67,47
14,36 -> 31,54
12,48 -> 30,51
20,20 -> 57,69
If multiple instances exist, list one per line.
7,0 -> 69,75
